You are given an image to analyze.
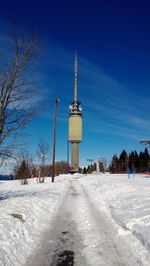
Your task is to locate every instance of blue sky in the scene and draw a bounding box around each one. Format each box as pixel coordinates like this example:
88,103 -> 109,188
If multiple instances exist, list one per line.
0,0 -> 150,168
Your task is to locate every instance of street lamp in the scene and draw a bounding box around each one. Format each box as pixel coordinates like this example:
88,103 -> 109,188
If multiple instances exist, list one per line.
52,97 -> 60,182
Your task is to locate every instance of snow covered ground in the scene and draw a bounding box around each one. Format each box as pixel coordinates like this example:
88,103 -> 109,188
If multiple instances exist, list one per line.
1,173 -> 150,265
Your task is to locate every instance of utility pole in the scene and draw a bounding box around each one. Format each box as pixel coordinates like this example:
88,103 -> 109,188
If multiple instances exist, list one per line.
52,97 -> 60,182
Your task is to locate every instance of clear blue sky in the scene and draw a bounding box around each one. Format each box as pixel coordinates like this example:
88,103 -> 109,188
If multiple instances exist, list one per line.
0,0 -> 150,168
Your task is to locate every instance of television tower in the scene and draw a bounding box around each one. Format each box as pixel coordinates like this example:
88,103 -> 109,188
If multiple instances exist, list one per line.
68,51 -> 82,173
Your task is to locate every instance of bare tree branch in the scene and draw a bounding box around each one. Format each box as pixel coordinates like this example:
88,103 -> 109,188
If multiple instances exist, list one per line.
0,26 -> 40,162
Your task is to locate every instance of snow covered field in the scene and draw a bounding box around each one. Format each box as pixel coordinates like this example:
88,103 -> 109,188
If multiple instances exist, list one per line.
1,173 -> 150,265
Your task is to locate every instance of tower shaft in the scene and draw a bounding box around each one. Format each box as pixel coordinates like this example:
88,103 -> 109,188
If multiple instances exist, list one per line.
71,143 -> 79,172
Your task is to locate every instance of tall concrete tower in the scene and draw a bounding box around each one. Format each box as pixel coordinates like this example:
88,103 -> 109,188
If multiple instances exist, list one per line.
68,51 -> 82,173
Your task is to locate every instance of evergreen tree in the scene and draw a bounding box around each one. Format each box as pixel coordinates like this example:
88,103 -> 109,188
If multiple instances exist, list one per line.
133,151 -> 139,171
139,151 -> 143,172
83,167 -> 87,174
15,159 -> 30,185
110,155 -> 119,173
142,148 -> 149,171
119,150 -> 128,173
128,151 -> 138,172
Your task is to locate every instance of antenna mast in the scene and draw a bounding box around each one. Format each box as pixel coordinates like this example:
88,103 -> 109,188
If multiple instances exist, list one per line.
74,50 -> 78,103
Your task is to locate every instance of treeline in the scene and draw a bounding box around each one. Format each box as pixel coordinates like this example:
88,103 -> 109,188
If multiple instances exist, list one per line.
14,157 -> 69,184
12,148 -> 150,182
109,148 -> 150,174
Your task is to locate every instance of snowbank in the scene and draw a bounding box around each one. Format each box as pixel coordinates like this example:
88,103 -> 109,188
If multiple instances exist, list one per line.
79,173 -> 150,263
0,176 -> 69,266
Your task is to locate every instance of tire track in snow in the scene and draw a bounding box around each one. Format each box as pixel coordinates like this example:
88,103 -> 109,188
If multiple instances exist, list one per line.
27,177 -> 142,266
71,180 -> 142,266
27,180 -> 87,266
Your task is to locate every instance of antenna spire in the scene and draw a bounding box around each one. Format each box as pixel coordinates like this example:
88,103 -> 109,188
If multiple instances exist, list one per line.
74,50 -> 78,102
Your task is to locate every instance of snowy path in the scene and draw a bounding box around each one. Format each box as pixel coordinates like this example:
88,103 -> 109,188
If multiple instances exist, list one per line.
27,178 -> 140,266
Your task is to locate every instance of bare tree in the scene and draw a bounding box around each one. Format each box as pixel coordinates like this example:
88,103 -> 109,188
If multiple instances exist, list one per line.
37,139 -> 49,182
0,27 -> 39,162
37,139 -> 49,166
